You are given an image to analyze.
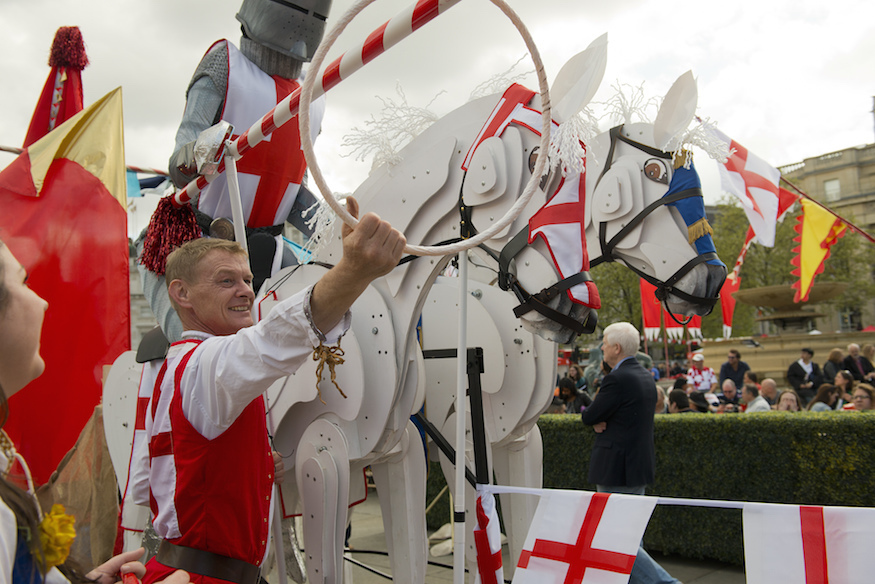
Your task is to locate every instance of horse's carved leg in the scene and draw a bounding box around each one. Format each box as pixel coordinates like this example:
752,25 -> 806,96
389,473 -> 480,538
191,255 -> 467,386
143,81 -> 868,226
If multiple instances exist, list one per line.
492,425 -> 543,578
370,420 -> 428,584
296,420 -> 350,584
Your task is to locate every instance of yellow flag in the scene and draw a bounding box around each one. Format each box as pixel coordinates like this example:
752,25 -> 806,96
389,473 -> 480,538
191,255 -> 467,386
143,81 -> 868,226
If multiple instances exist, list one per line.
25,87 -> 126,208
791,198 -> 847,302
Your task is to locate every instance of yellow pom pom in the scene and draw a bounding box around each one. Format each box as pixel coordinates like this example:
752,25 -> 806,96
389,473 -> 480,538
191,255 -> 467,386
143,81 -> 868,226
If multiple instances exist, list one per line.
39,504 -> 76,569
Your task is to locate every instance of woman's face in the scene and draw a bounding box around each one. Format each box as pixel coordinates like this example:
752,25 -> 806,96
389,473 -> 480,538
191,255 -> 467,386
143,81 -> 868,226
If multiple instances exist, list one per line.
0,246 -> 48,397
852,390 -> 873,411
835,372 -> 846,387
778,392 -> 799,411
828,390 -> 838,405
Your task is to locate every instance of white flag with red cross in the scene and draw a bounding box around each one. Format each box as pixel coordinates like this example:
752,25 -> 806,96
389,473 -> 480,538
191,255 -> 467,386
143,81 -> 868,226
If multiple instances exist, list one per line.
475,491 -> 505,584
744,503 -> 875,584
712,128 -> 781,247
512,490 -> 656,584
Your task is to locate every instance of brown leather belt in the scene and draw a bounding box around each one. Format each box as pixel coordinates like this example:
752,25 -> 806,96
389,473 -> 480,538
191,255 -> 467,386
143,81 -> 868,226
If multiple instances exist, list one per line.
157,540 -> 260,584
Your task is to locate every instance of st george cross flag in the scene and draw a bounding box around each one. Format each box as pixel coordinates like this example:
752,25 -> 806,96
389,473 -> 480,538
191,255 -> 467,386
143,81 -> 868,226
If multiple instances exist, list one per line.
744,503 -> 875,584
513,490 -> 656,584
712,129 -> 781,247
0,89 -> 129,484
475,491 -> 505,584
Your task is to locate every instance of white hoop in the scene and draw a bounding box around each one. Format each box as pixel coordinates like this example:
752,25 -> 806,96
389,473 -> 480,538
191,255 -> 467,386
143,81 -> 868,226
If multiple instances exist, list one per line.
299,0 -> 552,256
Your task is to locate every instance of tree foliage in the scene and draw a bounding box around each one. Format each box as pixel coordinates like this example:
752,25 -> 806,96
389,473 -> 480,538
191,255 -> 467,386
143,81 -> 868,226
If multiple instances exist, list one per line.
589,195 -> 875,340
589,260 -> 642,331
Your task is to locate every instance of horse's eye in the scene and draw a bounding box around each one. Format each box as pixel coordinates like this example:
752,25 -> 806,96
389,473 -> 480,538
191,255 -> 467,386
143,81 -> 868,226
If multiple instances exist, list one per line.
643,159 -> 669,185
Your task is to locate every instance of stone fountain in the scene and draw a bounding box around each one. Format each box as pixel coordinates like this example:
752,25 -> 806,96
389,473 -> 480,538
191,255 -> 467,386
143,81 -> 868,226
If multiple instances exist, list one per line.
732,282 -> 848,334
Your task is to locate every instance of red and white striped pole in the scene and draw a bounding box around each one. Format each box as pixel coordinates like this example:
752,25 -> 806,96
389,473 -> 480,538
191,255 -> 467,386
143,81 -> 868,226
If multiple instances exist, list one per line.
171,0 -> 463,209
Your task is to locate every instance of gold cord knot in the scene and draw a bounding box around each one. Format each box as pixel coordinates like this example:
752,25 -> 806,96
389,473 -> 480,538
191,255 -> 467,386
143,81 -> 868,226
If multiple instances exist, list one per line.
312,340 -> 347,404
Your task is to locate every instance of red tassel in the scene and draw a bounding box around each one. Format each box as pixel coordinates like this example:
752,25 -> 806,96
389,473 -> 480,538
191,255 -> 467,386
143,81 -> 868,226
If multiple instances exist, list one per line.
48,27 -> 89,70
138,196 -> 201,275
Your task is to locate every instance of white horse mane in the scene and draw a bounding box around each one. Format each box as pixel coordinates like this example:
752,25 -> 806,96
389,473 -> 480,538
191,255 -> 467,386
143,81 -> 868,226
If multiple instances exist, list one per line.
593,80 -> 730,168
300,66 -> 731,261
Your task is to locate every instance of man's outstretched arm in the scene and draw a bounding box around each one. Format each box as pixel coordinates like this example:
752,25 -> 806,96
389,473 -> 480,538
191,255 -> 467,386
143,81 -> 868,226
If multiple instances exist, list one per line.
309,197 -> 406,333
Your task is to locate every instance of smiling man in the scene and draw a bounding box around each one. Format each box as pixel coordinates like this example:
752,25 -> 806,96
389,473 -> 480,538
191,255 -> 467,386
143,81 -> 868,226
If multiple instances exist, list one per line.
143,198 -> 405,584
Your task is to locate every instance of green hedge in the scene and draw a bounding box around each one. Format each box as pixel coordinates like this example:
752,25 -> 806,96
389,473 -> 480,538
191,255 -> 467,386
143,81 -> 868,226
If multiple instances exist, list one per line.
426,412 -> 875,565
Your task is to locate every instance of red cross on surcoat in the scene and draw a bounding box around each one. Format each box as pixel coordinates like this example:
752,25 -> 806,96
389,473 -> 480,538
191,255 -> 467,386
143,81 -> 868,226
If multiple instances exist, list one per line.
517,492 -> 636,583
235,76 -> 307,228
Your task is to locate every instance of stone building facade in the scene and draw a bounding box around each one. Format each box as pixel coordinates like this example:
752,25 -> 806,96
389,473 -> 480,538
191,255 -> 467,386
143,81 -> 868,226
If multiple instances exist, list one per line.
779,142 -> 875,331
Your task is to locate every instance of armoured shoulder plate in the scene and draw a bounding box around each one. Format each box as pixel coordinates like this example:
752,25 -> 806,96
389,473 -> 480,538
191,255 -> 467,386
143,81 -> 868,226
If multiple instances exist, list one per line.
136,326 -> 170,363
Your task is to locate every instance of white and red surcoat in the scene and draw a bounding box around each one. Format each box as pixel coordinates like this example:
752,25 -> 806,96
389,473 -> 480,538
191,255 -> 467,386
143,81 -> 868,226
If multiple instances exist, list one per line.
195,40 -> 325,229
687,366 -> 718,392
143,286 -> 349,584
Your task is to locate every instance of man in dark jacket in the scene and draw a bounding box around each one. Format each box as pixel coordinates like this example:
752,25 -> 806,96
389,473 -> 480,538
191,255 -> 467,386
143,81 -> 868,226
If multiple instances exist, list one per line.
786,348 -> 824,403
581,322 -> 679,584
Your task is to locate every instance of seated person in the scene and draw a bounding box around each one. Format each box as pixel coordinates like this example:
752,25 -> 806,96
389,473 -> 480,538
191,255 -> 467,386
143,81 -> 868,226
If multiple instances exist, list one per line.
776,389 -> 803,412
807,384 -> 839,412
742,370 -> 758,387
716,379 -> 741,413
668,389 -> 698,413
558,377 -> 592,414
655,385 -> 667,414
672,376 -> 691,393
759,378 -> 779,407
741,384 -> 771,413
844,343 -> 875,382
688,390 -> 713,413
786,347 -> 823,403
850,383 -> 875,411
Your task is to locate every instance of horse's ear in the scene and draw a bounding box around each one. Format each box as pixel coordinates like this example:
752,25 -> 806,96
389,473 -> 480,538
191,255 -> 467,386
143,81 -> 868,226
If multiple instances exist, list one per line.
653,70 -> 697,151
550,33 -> 608,123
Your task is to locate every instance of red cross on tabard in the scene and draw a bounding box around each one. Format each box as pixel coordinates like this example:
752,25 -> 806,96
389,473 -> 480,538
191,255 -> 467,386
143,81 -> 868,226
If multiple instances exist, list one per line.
723,139 -> 777,222
527,171 -> 589,272
235,76 -> 307,228
800,506 -> 829,584
517,493 -> 636,583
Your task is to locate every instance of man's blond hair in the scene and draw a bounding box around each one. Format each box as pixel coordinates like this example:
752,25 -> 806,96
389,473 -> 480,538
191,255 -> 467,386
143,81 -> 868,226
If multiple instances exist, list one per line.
165,239 -> 248,311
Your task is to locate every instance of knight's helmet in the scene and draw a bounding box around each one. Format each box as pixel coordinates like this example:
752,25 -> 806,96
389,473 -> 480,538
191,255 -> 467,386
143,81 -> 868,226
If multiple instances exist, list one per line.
236,0 -> 332,78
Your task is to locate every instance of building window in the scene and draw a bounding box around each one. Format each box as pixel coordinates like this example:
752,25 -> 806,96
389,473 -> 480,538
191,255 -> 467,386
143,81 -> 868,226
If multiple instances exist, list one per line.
824,178 -> 841,202
839,308 -> 861,332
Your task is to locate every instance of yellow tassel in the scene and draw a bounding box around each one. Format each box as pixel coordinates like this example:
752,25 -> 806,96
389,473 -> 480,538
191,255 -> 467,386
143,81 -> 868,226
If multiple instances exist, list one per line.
673,149 -> 693,169
39,504 -> 76,570
312,340 -> 347,404
687,217 -> 713,244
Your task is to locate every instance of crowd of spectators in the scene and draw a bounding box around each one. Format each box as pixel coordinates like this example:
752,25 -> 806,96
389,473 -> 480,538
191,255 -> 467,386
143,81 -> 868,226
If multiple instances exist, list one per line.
552,342 -> 875,416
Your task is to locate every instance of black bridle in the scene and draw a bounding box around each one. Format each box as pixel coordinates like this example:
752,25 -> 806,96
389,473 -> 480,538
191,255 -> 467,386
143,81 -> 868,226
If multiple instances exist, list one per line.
586,125 -> 721,320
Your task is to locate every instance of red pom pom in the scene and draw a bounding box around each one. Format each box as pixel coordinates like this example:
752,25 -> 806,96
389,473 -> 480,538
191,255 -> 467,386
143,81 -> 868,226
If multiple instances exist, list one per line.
49,27 -> 89,70
139,196 -> 202,275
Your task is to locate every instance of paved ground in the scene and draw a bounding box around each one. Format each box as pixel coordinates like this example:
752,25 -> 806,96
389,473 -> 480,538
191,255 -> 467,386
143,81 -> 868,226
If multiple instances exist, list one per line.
332,488 -> 746,584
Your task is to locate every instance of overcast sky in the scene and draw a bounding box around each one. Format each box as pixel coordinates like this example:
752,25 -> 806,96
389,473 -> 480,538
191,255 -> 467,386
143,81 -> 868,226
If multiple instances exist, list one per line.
2,0 -> 874,226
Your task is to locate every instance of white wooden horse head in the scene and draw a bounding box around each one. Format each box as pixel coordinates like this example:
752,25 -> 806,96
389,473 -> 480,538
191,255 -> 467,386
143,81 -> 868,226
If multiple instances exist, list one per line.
585,71 -> 727,318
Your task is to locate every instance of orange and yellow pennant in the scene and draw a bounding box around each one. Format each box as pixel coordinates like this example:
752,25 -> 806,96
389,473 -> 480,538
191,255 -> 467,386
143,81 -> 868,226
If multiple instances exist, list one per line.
791,198 -> 847,303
